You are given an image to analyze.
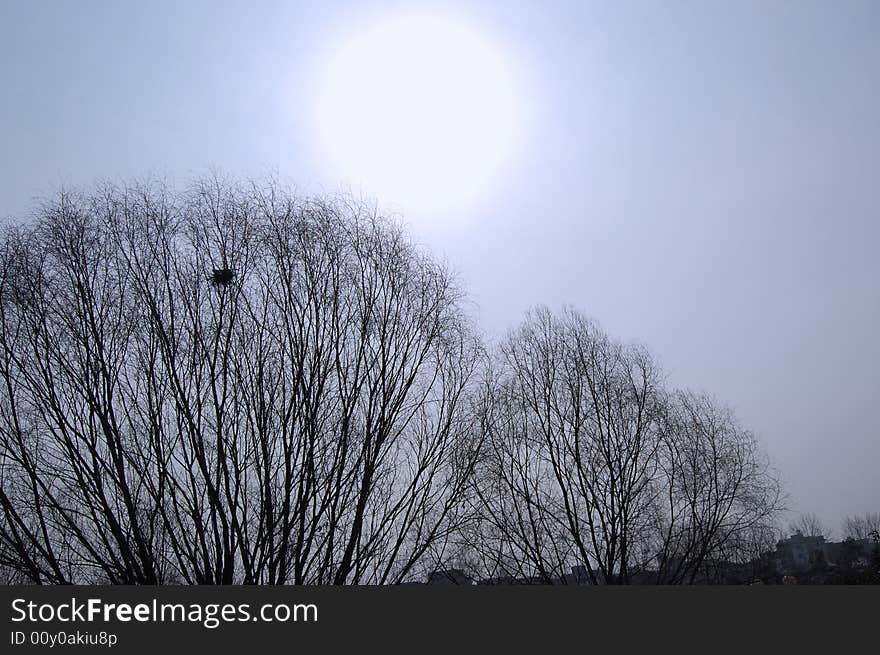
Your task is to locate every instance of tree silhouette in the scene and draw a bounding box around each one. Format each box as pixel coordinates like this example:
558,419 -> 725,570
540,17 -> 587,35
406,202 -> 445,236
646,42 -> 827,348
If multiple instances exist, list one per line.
0,178 -> 481,583
459,307 -> 782,584
0,178 -> 784,585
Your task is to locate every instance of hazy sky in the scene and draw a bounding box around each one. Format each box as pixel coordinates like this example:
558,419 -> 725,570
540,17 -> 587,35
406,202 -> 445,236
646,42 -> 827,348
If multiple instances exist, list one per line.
2,0 -> 878,534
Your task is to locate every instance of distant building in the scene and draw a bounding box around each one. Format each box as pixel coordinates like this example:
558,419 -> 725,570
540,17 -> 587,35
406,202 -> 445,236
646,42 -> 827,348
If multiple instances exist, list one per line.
775,532 -> 827,572
426,568 -> 474,585
480,566 -> 607,585
424,534 -> 879,584
771,531 -> 879,581
823,538 -> 877,568
563,565 -> 611,585
478,574 -> 521,585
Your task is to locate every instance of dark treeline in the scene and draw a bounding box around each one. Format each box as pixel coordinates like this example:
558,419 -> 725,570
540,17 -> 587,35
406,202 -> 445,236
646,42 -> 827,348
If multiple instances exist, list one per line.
0,178 -> 783,584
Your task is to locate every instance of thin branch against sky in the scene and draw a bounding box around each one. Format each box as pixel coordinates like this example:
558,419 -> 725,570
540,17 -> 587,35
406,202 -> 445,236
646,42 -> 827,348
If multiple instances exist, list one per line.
0,0 -> 877,544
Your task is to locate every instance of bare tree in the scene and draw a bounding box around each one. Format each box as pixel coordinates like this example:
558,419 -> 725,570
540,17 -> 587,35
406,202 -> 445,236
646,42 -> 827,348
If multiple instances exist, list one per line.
0,178 -> 483,584
461,306 -> 782,584
788,513 -> 827,539
0,184 -> 786,586
651,391 -> 784,583
841,513 -> 880,542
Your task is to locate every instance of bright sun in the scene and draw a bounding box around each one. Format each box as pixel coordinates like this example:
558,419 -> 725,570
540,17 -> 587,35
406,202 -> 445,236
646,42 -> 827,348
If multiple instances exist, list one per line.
313,13 -> 522,218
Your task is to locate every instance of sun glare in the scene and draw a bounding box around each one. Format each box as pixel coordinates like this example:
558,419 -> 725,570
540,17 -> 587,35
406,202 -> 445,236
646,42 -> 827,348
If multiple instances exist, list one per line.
313,13 -> 523,219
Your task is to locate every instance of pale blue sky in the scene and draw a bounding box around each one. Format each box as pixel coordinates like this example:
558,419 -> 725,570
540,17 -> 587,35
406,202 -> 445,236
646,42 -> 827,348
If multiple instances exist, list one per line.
2,0 -> 878,533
